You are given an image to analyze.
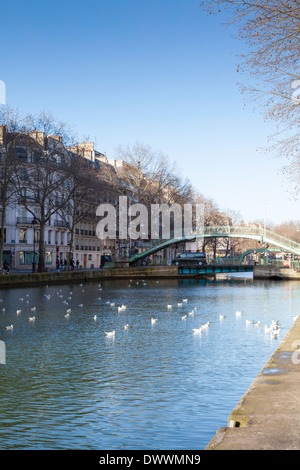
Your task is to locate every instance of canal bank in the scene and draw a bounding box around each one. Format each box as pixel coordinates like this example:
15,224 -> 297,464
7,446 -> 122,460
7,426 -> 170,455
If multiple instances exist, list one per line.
206,316 -> 300,450
1,264 -> 300,289
253,266 -> 300,280
0,265 -> 180,288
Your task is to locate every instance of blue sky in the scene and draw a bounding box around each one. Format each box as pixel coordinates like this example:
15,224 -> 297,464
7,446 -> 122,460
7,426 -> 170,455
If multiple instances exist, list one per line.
1,0 -> 299,225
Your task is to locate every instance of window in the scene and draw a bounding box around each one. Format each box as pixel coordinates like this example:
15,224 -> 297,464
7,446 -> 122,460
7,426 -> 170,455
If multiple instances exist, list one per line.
20,169 -> 27,181
19,229 -> 27,243
45,251 -> 52,265
19,251 -> 39,265
34,190 -> 40,203
34,230 -> 40,243
33,151 -> 42,164
16,146 -> 27,159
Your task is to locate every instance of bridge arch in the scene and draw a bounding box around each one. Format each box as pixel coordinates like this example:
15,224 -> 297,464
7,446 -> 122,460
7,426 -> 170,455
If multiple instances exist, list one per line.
129,226 -> 300,264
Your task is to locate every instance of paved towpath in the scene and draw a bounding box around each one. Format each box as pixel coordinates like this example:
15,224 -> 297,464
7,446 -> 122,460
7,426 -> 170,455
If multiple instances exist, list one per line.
206,317 -> 300,450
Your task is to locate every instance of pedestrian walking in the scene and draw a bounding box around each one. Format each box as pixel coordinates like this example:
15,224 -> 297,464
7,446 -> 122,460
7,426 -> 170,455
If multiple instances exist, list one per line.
3,259 -> 10,274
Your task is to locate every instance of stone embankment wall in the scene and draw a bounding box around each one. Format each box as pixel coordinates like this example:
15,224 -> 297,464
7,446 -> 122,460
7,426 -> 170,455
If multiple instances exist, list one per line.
0,266 -> 179,288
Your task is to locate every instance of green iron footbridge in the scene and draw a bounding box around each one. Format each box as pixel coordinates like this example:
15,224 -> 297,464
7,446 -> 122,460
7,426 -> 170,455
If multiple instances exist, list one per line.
129,225 -> 300,265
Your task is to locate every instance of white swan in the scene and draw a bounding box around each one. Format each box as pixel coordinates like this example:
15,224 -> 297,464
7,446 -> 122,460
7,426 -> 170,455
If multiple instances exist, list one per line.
93,315 -> 97,321
271,329 -> 280,338
28,316 -> 35,322
182,299 -> 188,303
79,304 -> 83,307
219,314 -> 225,320
6,325 -> 13,330
31,307 -> 36,312
246,320 -> 254,325
167,304 -> 172,309
188,310 -> 194,316
65,313 -> 70,318
151,318 -> 157,325
177,303 -> 182,307
181,315 -> 187,320
66,309 -> 71,314
254,321 -> 261,327
236,311 -> 242,317
16,309 -> 22,315
123,324 -> 129,330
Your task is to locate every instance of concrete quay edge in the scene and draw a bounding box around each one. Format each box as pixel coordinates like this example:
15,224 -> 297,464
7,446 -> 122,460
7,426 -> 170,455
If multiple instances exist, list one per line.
253,266 -> 300,279
205,316 -> 300,450
0,265 -> 180,288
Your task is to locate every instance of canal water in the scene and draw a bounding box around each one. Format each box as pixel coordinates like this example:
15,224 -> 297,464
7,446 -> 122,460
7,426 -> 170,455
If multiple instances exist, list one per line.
0,277 -> 298,450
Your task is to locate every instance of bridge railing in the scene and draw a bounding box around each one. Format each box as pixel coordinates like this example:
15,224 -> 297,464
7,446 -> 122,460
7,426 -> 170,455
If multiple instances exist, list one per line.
127,225 -> 300,263
205,226 -> 300,252
264,228 -> 300,251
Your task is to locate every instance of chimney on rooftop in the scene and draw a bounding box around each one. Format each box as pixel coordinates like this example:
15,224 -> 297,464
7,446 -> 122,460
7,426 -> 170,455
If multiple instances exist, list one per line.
0,125 -> 7,145
48,135 -> 62,142
29,131 -> 45,147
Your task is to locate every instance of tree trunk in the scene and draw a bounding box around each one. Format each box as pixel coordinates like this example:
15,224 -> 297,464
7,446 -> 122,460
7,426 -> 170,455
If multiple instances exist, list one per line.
0,205 -> 6,268
213,238 -> 217,259
68,228 -> 74,263
38,220 -> 45,272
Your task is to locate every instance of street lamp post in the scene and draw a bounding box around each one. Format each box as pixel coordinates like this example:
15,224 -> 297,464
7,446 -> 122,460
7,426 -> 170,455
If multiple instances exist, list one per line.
32,217 -> 37,273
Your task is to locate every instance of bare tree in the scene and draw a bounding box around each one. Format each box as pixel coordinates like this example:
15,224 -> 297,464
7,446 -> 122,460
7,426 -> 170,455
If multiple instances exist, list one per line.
56,154 -> 100,261
0,127 -> 18,266
200,0 -> 300,187
115,141 -> 193,206
273,219 -> 300,242
0,106 -> 36,267
6,109 -> 81,273
12,133 -> 77,272
113,141 -> 196,243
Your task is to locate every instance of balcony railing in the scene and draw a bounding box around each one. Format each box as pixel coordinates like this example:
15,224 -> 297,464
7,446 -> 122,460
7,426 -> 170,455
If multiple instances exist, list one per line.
17,217 -> 39,225
54,220 -> 68,228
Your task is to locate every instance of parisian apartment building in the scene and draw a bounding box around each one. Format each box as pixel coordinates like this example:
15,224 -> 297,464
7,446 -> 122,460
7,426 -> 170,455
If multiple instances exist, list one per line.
0,127 -> 121,270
